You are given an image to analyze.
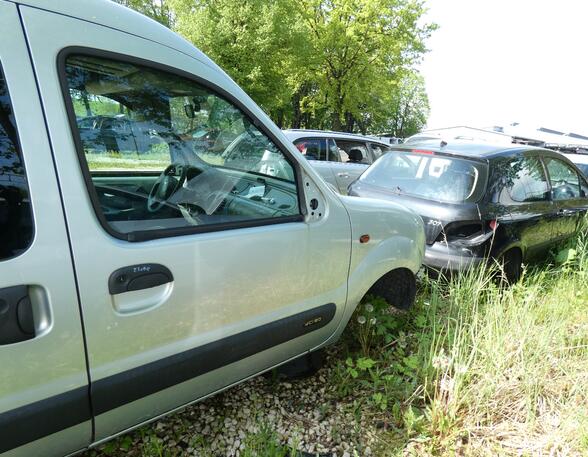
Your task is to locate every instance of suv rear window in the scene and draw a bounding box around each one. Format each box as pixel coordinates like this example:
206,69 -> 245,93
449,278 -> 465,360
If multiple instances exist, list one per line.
359,150 -> 487,203
0,65 -> 33,261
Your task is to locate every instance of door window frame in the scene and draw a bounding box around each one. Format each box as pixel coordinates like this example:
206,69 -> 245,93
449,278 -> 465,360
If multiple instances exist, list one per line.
505,153 -> 551,203
57,47 -> 307,242
542,154 -> 586,202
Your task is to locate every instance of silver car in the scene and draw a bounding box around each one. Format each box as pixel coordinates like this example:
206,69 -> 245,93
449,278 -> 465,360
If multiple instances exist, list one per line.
283,130 -> 394,194
0,1 -> 424,456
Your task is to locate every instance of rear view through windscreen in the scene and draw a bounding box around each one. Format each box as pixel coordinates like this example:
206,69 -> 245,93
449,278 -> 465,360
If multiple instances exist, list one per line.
360,150 -> 488,203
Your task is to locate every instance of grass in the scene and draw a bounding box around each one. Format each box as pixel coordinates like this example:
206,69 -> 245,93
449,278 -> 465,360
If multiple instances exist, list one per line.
85,232 -> 588,456
333,231 -> 588,456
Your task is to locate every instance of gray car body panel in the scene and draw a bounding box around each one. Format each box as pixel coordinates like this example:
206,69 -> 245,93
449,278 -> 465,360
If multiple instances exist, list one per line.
0,1 -> 424,455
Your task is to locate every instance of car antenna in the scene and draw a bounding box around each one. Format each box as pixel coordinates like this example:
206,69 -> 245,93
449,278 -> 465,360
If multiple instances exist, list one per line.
440,140 -> 448,147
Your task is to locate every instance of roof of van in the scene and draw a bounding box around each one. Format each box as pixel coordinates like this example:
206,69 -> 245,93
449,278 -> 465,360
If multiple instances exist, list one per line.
14,0 -> 223,74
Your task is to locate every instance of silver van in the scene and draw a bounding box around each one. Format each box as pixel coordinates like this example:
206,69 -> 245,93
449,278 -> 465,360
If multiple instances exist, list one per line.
0,1 -> 424,455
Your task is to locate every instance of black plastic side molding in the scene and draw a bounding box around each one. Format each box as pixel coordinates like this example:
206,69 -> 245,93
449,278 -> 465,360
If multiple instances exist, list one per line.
92,303 -> 337,415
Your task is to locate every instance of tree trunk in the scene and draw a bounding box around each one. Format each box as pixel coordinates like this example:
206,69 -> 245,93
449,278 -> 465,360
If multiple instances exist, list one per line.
344,112 -> 355,132
331,111 -> 342,131
82,93 -> 92,117
291,90 -> 302,129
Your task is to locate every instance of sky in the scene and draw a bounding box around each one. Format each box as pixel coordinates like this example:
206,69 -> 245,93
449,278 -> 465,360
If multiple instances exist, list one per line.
419,0 -> 588,134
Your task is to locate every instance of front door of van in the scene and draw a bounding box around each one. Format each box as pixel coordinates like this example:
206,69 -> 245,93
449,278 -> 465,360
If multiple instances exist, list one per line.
21,5 -> 351,442
0,3 -> 90,455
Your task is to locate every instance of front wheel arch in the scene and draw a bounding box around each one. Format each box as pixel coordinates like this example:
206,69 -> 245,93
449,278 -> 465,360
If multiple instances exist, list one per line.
365,267 -> 417,311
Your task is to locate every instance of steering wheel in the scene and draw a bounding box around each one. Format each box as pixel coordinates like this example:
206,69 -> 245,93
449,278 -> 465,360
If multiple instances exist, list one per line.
147,164 -> 187,212
554,182 -> 576,200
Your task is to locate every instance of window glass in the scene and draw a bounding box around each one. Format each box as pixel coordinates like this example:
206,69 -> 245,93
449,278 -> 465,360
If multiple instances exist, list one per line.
64,55 -> 299,238
334,140 -> 370,164
370,143 -> 390,160
0,65 -> 33,261
506,157 -> 549,202
359,151 -> 487,203
327,139 -> 340,162
545,157 -> 581,200
293,138 -> 328,161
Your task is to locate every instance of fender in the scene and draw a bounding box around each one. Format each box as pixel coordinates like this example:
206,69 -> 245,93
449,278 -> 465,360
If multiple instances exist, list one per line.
321,195 -> 425,345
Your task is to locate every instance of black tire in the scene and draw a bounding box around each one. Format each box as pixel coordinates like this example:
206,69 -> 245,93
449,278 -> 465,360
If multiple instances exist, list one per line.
367,268 -> 416,311
499,249 -> 522,284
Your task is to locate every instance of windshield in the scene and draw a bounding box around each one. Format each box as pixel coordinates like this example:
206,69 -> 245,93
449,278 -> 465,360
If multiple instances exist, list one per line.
359,151 -> 487,203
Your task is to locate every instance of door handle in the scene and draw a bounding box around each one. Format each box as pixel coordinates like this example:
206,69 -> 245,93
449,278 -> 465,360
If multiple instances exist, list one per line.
337,172 -> 350,178
109,264 -> 173,295
0,285 -> 35,345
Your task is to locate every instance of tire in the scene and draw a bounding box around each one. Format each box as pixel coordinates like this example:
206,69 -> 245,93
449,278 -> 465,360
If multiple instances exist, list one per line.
499,249 -> 522,284
367,268 -> 416,311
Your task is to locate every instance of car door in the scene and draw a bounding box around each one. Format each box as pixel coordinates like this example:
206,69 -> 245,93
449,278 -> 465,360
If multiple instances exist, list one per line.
332,139 -> 370,193
496,153 -> 557,262
20,5 -> 351,442
0,3 -> 90,456
543,155 -> 588,241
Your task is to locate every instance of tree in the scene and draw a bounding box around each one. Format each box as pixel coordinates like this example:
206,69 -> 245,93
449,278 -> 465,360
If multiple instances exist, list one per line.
366,70 -> 429,138
116,0 -> 435,134
170,0 -> 311,127
296,0 -> 435,132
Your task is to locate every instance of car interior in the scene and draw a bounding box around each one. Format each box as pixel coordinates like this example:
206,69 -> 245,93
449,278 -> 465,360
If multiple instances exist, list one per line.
64,55 -> 300,236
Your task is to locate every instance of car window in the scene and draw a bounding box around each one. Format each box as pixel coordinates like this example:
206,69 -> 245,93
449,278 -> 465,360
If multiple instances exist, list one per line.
544,157 -> 582,200
334,140 -> 370,164
327,139 -> 340,162
0,65 -> 34,261
359,150 -> 487,203
294,138 -> 338,161
506,156 -> 550,203
63,54 -> 300,239
370,143 -> 390,160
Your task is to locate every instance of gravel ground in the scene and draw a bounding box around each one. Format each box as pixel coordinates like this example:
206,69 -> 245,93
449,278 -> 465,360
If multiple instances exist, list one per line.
86,352 -> 382,457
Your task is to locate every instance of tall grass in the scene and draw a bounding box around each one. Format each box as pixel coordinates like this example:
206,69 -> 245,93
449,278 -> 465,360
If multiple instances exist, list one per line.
340,231 -> 588,455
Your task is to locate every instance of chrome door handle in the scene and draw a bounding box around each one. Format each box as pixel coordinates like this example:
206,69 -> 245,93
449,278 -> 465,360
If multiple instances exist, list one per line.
337,173 -> 350,178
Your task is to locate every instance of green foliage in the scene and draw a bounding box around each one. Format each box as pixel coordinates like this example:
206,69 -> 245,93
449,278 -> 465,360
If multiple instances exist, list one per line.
296,0 -> 435,132
112,0 -> 174,27
332,229 -> 588,455
155,0 -> 434,134
170,0 -> 310,126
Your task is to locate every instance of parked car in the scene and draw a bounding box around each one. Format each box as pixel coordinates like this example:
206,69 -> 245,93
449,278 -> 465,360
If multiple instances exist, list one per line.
76,114 -> 167,154
0,1 -> 424,456
349,140 -> 588,281
283,129 -> 393,194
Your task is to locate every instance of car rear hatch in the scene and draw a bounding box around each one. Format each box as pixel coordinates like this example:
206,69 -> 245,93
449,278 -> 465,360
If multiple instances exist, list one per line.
350,147 -> 490,245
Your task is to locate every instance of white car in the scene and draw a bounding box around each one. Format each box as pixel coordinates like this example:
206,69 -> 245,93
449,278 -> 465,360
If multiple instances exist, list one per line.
0,1 -> 424,456
283,130 -> 394,194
